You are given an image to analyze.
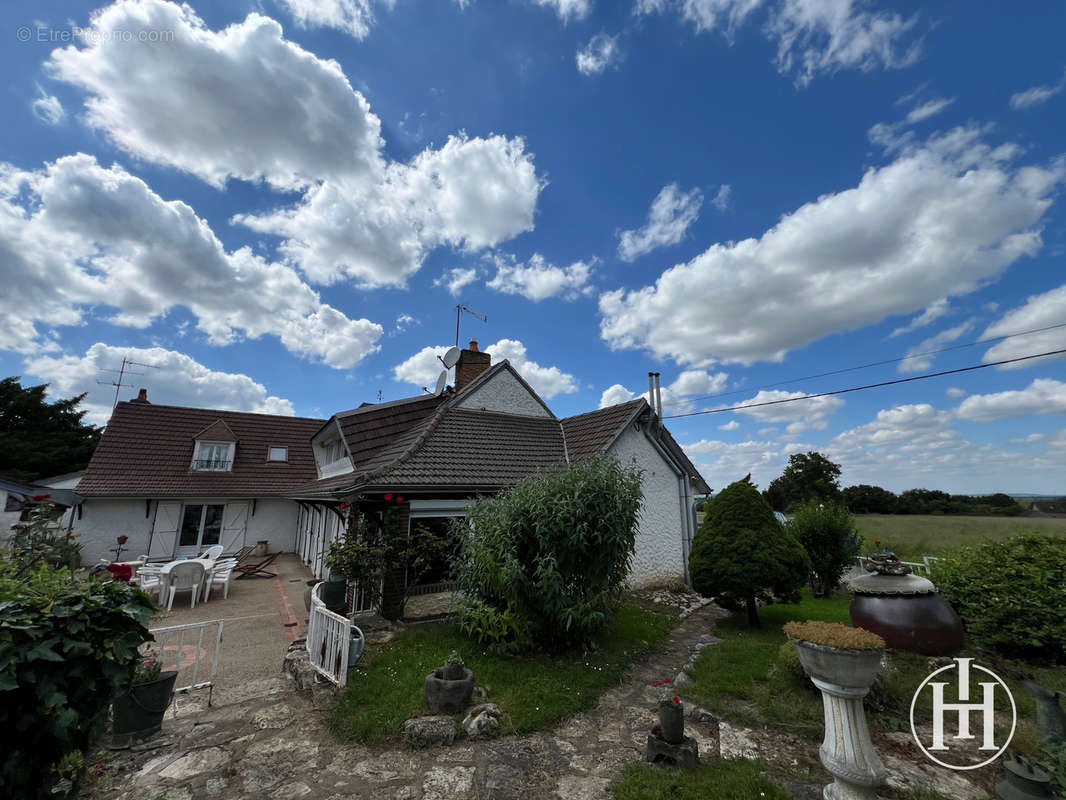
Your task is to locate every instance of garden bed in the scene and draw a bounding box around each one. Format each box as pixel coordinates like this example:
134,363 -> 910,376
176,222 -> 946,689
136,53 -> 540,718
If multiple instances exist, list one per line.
679,590 -> 1066,797
327,602 -> 677,744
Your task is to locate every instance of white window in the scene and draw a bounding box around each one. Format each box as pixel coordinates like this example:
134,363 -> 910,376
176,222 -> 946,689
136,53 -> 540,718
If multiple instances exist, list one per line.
193,441 -> 234,471
268,446 -> 288,462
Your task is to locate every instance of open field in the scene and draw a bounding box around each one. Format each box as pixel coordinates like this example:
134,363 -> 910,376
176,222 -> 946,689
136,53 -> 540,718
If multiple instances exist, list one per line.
853,513 -> 1066,558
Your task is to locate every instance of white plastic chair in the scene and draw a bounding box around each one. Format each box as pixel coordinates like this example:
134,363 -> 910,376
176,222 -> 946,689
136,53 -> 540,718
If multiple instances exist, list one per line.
205,558 -> 237,601
199,544 -> 224,561
162,561 -> 206,610
136,563 -> 166,600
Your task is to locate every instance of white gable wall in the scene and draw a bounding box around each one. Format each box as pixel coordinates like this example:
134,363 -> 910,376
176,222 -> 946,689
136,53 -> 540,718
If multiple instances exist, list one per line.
607,424 -> 686,587
456,369 -> 551,417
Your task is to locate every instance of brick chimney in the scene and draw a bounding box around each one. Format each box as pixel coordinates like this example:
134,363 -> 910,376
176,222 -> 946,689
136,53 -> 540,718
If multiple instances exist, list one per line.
130,388 -> 150,404
454,339 -> 491,392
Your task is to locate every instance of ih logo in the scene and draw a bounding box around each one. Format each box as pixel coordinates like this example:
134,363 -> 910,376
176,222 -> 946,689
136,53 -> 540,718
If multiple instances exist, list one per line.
910,657 -> 1016,770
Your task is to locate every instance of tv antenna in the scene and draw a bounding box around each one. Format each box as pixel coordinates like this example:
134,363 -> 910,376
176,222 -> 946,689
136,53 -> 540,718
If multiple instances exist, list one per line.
454,304 -> 487,347
96,355 -> 160,408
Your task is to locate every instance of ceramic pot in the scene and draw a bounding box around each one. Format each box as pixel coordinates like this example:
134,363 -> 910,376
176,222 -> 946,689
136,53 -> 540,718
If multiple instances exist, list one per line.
658,700 -> 685,744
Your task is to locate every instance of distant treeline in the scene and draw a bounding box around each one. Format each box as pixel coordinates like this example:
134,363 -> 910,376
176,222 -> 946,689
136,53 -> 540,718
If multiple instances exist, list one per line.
841,485 -> 1033,516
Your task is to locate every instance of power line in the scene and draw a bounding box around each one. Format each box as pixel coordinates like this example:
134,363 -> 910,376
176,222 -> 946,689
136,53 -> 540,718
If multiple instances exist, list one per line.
663,347 -> 1066,420
680,320 -> 1066,405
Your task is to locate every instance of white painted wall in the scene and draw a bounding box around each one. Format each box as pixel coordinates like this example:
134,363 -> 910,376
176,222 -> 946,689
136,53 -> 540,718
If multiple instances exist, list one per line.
456,369 -> 551,417
75,497 -> 301,564
607,424 -> 686,587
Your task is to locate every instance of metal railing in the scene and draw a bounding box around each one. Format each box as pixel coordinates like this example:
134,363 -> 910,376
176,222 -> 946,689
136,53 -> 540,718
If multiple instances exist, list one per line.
148,619 -> 224,705
855,554 -> 941,576
307,582 -> 351,687
192,459 -> 232,471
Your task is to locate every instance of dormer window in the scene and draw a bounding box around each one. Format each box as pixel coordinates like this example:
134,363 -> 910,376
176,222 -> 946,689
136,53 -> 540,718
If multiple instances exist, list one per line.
193,441 -> 234,471
268,446 -> 288,462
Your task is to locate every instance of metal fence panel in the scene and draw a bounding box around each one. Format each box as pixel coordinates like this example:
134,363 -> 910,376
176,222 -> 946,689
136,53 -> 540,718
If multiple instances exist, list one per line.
148,619 -> 224,704
307,582 -> 351,687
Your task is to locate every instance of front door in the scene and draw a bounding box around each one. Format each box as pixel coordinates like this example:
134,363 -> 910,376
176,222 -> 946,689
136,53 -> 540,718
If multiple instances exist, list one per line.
175,503 -> 225,558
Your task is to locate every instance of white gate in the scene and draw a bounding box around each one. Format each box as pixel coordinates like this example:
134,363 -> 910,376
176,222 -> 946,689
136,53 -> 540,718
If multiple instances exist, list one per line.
148,619 -> 224,705
307,582 -> 351,687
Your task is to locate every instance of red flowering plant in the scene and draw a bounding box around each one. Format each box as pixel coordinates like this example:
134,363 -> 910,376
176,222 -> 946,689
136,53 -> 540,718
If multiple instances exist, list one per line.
652,678 -> 681,705
132,648 -> 163,685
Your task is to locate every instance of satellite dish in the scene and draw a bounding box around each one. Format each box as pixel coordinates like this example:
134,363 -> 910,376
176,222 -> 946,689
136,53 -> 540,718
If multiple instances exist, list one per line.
433,370 -> 448,395
440,346 -> 460,369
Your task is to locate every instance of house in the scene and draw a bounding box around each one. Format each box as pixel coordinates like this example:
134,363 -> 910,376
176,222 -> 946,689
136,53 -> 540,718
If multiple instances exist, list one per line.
1,472 -> 85,537
73,342 -> 710,593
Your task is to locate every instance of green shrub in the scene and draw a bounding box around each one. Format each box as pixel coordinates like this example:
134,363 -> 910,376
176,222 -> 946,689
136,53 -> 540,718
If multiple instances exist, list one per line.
0,562 -> 156,797
457,597 -> 531,655
690,479 -> 809,627
932,534 -> 1066,661
787,500 -> 861,597
454,455 -> 643,651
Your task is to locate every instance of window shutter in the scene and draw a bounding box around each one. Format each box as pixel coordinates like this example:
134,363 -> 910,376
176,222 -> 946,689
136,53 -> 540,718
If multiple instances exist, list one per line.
148,501 -> 182,560
221,501 -> 249,555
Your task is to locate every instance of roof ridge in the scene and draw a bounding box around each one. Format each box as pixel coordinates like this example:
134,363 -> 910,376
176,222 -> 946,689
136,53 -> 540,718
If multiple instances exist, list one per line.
115,400 -> 325,422
561,397 -> 646,423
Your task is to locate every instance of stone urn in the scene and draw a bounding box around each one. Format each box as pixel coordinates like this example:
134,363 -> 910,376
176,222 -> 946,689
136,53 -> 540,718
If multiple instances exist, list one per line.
849,552 -> 963,656
425,661 -> 475,714
658,698 -> 685,745
786,622 -> 888,800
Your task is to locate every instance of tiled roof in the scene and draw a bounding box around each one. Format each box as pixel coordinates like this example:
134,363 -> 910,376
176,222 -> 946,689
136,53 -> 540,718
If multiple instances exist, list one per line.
335,394 -> 446,471
561,399 -> 646,463
77,402 -> 325,497
372,409 -> 566,487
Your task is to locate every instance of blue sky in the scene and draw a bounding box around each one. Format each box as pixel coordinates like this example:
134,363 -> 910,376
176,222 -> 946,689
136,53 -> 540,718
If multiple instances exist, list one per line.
2,0 -> 1064,494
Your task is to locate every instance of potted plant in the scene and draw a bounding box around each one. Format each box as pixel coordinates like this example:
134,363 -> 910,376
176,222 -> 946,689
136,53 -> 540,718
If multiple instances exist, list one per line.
784,620 -> 887,800
110,652 -> 178,748
425,650 -> 475,714
655,682 -> 685,744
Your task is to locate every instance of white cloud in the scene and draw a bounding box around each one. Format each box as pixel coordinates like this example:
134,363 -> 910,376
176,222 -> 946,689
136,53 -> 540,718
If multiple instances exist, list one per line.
711,184 -> 732,211
533,0 -> 591,22
393,313 -> 418,334
981,283 -> 1066,369
599,127 -> 1064,367
946,387 -> 966,398
618,183 -> 703,261
31,87 -> 65,125
889,298 -> 950,337
898,319 -> 973,373
905,97 -> 954,124
394,339 -> 577,399
48,1 -> 543,289
434,267 -> 480,297
733,389 -> 843,430
0,154 -> 382,368
718,419 -> 740,431
577,33 -> 622,75
486,253 -> 594,301
281,0 -> 395,39
955,379 -> 1066,422
597,370 -> 728,415
637,0 -> 920,85
1011,433 -> 1045,444
681,436 -> 813,490
25,343 -> 295,425
1010,70 -> 1066,110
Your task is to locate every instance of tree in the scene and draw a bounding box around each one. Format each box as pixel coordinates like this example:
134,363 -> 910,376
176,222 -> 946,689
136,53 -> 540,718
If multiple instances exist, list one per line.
762,476 -> 793,512
787,500 -> 861,597
778,451 -> 842,508
689,479 -> 810,628
0,377 -> 102,482
842,484 -> 898,514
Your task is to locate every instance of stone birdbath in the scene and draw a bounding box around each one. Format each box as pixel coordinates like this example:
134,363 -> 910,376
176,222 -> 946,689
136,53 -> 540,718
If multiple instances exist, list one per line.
424,650 -> 474,715
785,620 -> 888,800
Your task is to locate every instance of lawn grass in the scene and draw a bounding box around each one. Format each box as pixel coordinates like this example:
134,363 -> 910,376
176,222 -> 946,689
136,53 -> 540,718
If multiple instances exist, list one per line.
326,602 -> 677,744
853,514 -> 1066,559
611,758 -> 791,800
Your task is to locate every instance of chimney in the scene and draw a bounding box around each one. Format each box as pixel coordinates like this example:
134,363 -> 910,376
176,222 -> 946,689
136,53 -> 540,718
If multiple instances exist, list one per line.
455,339 -> 491,392
130,388 -> 150,404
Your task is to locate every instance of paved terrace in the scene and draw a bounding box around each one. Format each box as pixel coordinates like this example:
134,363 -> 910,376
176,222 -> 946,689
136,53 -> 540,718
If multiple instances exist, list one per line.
148,554 -> 311,693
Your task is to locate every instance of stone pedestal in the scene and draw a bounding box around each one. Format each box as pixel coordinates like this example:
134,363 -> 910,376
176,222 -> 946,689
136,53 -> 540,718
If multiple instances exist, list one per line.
646,727 -> 700,768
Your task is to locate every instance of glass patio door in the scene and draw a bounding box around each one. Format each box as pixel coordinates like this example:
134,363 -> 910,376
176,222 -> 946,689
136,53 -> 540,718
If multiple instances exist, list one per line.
175,503 -> 225,557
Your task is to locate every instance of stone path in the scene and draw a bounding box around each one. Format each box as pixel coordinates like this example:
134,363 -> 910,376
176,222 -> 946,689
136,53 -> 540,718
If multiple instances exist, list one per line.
84,601 -> 985,800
